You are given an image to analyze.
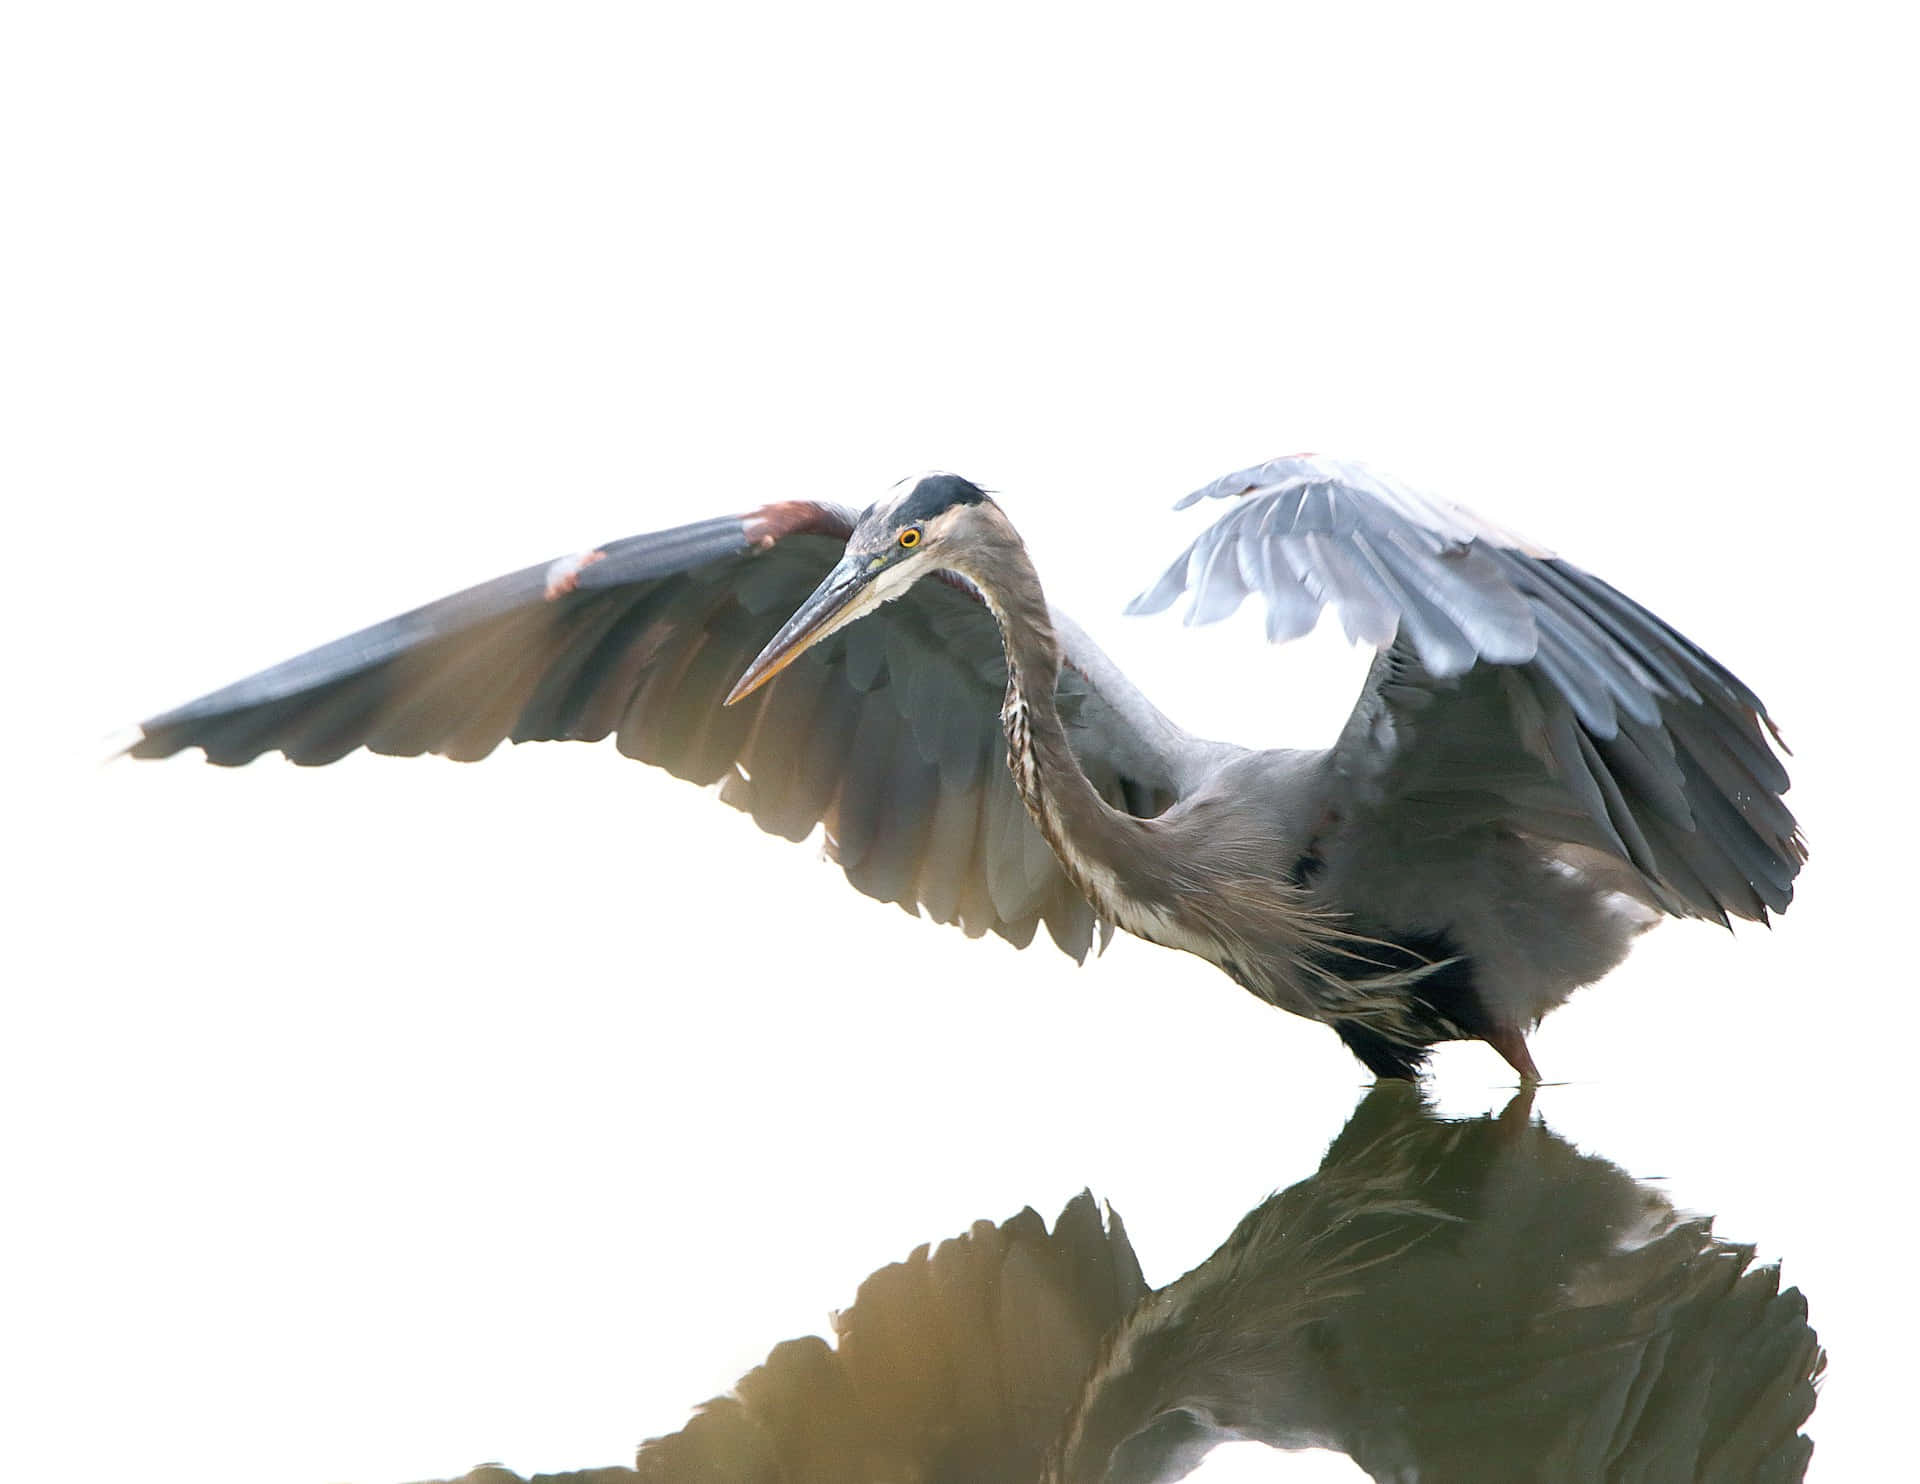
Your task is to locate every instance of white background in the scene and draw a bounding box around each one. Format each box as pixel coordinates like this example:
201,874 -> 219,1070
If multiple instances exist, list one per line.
4,4 -> 1913,1481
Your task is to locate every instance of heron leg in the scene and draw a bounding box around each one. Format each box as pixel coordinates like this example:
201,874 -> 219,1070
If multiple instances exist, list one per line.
1495,1082 -> 1538,1128
1486,1026 -> 1541,1084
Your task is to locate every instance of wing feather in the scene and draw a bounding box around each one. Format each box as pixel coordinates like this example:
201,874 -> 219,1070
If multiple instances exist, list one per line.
830,695 -> 905,873
1301,529 -> 1401,648
1254,540 -> 1323,643
913,777 -> 982,927
1348,529 -> 1480,676
1593,718 -> 1694,833
739,653 -> 839,842
1186,505 -> 1257,624
1138,455 -> 1803,925
985,769 -> 1044,928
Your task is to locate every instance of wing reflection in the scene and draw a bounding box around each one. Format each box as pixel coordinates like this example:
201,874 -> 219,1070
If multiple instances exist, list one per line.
1049,1085 -> 1823,1483
629,1190 -> 1149,1483
421,1086 -> 1822,1484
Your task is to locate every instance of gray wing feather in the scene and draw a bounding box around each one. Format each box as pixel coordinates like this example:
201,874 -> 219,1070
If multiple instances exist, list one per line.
133,505 -> 1190,959
911,778 -> 980,927
1134,455 -> 1803,925
1135,458 -> 1535,673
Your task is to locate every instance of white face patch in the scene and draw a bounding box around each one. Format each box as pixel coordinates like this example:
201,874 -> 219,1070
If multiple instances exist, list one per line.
863,551 -> 927,607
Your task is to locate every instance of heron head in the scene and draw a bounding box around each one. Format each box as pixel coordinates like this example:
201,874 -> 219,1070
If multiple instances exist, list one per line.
725,472 -> 995,704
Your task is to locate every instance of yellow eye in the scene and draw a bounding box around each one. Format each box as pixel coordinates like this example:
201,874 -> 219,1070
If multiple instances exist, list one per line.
898,528 -> 921,548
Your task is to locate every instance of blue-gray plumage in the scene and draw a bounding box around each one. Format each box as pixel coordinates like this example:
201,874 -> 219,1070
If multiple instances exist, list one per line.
128,457 -> 1803,1078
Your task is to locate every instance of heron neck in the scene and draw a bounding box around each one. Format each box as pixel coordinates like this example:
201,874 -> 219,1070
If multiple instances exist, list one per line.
958,515 -> 1132,900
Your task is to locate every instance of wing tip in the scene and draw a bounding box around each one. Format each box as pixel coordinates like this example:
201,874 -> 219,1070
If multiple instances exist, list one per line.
101,724 -> 149,764
1759,707 -> 1794,758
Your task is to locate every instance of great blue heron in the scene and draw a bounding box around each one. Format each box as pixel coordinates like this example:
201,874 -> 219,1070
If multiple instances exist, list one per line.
129,456 -> 1803,1079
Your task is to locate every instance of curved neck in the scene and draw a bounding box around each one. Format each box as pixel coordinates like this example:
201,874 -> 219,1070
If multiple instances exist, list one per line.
955,508 -> 1131,902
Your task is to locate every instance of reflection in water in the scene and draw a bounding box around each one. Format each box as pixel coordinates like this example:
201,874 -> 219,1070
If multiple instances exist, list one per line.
418,1086 -> 1822,1484
1050,1086 -> 1822,1484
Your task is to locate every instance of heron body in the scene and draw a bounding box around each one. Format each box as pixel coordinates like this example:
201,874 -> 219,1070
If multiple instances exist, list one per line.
131,457 -> 1803,1078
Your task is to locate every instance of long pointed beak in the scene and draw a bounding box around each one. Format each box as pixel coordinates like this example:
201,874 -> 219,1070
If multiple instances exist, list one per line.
725,557 -> 876,705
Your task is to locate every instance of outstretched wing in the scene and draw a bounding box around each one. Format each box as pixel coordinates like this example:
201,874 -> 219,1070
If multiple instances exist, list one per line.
1129,455 -> 1803,925
131,503 -> 1184,958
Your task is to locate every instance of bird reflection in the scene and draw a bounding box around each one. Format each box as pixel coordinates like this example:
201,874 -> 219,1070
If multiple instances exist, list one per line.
1050,1086 -> 1822,1484
421,1086 -> 1822,1484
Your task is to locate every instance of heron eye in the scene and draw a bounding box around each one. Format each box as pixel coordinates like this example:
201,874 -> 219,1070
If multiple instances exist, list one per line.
898,528 -> 921,549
